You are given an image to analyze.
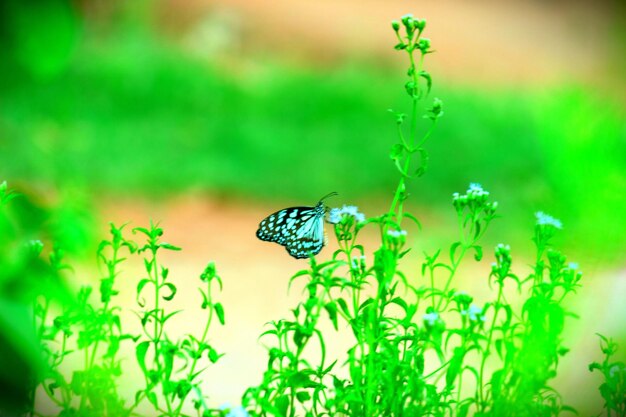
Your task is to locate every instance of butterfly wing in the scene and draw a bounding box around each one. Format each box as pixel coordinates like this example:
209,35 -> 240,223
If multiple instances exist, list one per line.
256,204 -> 327,259
256,206 -> 313,245
284,211 -> 325,259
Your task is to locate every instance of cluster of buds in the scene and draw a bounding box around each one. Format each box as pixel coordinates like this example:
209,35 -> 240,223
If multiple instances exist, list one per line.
547,250 -> 582,291
422,306 -> 446,333
200,261 -> 218,282
491,243 -> 512,282
350,255 -> 367,273
535,211 -> 562,229
562,261 -> 583,289
461,304 -> 486,324
534,211 -> 563,248
453,291 -> 486,325
452,183 -> 498,217
425,97 -> 444,121
392,14 -> 428,52
328,205 -> 366,224
328,205 -> 366,242
385,228 -> 408,252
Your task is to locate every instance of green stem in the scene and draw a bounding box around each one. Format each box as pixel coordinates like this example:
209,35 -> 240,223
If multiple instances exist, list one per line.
171,280 -> 214,417
477,282 -> 503,411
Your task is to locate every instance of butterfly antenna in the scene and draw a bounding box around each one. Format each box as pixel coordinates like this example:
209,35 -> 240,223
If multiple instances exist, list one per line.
318,191 -> 338,203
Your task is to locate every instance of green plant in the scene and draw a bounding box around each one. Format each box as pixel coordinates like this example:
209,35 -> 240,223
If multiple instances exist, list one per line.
132,223 -> 226,417
589,335 -> 626,417
30,221 -> 227,417
242,15 -> 583,417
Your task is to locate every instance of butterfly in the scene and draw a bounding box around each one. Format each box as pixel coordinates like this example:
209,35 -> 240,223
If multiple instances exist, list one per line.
256,192 -> 337,259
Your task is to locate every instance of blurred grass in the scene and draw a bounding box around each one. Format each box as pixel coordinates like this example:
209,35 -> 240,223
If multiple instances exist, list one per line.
0,21 -> 625,263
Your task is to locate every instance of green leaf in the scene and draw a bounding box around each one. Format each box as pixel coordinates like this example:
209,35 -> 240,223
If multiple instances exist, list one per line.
162,310 -> 182,324
389,143 -> 404,160
161,282 -> 177,301
136,278 -> 151,307
135,341 -> 150,374
446,347 -> 465,388
419,70 -> 432,94
198,288 -> 209,309
473,245 -> 483,261
159,242 -> 181,251
448,242 -> 461,264
336,298 -> 350,319
214,303 -> 225,325
324,302 -> 338,331
296,391 -> 311,403
208,346 -> 220,363
162,343 -> 174,380
275,395 -> 289,417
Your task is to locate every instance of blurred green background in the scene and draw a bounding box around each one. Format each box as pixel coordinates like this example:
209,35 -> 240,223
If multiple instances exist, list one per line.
0,0 -> 625,414
1,0 -> 625,262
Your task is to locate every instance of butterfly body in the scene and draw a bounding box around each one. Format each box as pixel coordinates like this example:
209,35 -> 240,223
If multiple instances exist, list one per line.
256,195 -> 334,259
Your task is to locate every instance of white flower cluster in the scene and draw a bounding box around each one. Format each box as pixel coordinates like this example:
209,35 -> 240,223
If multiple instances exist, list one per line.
535,211 -> 563,229
219,404 -> 249,417
453,183 -> 497,213
423,311 -> 439,326
496,243 -> 511,253
351,255 -> 366,270
461,304 -> 485,322
328,205 -> 366,224
610,364 -> 625,379
387,229 -> 407,238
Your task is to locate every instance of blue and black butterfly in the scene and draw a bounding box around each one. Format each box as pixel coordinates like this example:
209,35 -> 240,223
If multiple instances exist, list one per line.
256,192 -> 337,259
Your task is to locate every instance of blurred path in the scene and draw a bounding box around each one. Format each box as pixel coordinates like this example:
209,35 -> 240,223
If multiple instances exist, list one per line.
166,0 -> 620,87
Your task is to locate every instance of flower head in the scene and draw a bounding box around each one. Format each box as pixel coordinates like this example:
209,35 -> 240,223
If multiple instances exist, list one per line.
219,403 -> 250,417
351,255 -> 366,270
461,304 -> 485,322
609,364 -> 624,379
535,211 -> 562,229
328,205 -> 366,224
387,229 -> 407,239
423,311 -> 439,326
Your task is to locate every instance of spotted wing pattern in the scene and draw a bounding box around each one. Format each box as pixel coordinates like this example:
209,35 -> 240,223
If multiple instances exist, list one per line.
256,202 -> 326,259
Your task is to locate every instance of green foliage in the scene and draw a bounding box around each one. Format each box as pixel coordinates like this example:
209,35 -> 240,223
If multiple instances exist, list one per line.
0,182 -> 73,415
132,223 -> 226,417
242,16 -> 587,417
0,11 -> 622,417
0,8 -> 624,259
29,219 -> 227,417
589,335 -> 626,417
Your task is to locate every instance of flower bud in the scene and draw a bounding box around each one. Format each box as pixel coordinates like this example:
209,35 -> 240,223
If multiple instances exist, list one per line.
391,21 -> 400,32
418,38 -> 431,53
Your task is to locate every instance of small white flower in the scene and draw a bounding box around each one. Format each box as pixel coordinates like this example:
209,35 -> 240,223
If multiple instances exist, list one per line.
387,229 -> 407,238
469,183 -> 483,192
328,208 -> 342,224
423,312 -> 439,326
328,205 -> 366,224
568,262 -> 579,270
609,364 -> 623,379
467,304 -> 485,322
351,255 -> 366,269
219,403 -> 250,417
535,211 -> 563,229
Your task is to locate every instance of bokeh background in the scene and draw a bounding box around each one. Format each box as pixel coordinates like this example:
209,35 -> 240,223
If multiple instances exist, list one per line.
1,0 -> 625,414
